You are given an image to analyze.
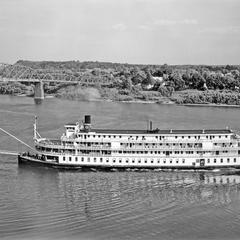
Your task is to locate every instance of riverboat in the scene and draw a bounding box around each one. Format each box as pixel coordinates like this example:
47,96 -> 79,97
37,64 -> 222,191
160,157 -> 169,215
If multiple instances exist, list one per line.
18,115 -> 240,170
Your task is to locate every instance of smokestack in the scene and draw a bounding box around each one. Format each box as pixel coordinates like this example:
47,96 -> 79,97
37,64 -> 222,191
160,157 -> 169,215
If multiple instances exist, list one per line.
84,115 -> 91,124
83,115 -> 91,131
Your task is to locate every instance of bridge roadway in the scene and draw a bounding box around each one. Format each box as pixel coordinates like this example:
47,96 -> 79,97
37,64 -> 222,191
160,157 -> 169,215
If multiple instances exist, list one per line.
0,77 -> 80,84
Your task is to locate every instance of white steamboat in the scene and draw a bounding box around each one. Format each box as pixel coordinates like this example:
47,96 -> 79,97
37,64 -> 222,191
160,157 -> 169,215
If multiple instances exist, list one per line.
18,115 -> 240,170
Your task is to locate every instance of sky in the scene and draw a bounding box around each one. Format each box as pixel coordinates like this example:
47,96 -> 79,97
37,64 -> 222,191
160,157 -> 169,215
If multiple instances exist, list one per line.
0,0 -> 239,65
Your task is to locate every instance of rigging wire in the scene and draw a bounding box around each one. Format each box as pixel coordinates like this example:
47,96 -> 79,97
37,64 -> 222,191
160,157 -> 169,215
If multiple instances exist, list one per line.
0,127 -> 37,152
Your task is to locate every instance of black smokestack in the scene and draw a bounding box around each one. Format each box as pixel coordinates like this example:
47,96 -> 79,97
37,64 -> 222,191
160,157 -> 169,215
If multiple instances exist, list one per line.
84,115 -> 91,124
150,121 -> 153,131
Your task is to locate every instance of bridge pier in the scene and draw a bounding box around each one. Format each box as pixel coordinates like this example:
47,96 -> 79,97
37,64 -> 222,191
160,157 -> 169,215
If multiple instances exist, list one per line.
34,81 -> 44,100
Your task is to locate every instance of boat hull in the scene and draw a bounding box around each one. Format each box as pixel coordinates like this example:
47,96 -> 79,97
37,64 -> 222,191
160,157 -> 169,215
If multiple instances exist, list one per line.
18,154 -> 240,171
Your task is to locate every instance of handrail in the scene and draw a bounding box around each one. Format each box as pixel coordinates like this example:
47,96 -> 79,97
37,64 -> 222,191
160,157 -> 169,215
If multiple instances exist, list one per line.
36,142 -> 239,152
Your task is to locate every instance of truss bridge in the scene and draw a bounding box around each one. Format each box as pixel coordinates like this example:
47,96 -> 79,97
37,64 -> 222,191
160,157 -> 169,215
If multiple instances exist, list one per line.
0,63 -> 111,100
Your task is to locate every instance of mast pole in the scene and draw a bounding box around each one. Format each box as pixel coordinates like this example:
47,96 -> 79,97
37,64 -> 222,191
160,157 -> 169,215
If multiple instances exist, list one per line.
33,116 -> 37,140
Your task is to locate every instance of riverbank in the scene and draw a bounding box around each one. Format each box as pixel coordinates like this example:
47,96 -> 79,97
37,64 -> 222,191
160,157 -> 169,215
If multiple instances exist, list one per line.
54,87 -> 240,106
1,82 -> 240,107
5,92 -> 240,108
54,85 -> 175,104
170,89 -> 240,106
180,103 -> 240,108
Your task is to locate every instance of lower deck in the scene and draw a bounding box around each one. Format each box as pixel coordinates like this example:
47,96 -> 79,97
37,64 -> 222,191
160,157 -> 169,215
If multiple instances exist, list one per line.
19,152 -> 240,170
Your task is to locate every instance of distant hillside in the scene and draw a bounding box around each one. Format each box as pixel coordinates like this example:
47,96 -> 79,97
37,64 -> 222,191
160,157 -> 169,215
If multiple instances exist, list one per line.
16,60 -> 147,71
16,60 -> 240,72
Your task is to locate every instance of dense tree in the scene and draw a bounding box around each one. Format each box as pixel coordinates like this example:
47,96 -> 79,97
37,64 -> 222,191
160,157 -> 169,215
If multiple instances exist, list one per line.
131,67 -> 146,85
167,72 -> 185,91
142,70 -> 154,86
121,76 -> 133,91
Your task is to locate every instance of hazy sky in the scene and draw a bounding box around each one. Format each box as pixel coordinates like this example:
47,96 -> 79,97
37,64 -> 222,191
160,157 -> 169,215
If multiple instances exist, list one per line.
0,0 -> 239,65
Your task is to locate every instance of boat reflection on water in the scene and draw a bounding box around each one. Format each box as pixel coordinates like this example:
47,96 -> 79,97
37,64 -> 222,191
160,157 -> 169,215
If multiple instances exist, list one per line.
17,165 -> 240,216
12,165 -> 240,239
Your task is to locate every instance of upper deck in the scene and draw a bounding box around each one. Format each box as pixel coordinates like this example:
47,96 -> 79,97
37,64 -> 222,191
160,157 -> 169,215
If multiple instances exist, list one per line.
85,128 -> 233,135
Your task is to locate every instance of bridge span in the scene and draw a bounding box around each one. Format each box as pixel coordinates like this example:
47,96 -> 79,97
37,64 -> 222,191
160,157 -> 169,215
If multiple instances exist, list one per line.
0,63 -> 111,100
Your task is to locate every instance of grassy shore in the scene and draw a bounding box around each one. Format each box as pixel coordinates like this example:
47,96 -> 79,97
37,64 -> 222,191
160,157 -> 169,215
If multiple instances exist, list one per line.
171,89 -> 240,106
54,87 -> 240,106
2,82 -> 240,107
54,85 -> 175,103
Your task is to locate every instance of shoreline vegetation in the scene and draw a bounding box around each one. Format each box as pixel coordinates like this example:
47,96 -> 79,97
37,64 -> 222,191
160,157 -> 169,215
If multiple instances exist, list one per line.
1,60 -> 240,107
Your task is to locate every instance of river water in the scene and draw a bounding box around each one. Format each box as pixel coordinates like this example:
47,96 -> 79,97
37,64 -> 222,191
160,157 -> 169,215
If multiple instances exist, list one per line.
1,95 -> 240,240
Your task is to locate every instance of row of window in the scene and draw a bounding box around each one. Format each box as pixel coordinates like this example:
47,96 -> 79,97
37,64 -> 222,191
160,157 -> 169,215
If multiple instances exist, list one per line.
76,134 -> 230,140
62,156 -> 237,164
62,142 -> 234,149
121,143 -> 202,147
